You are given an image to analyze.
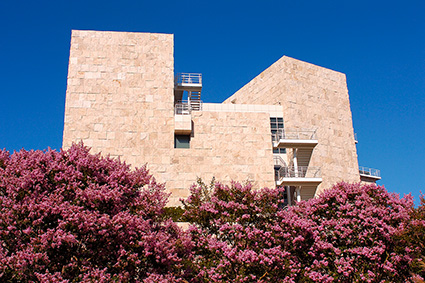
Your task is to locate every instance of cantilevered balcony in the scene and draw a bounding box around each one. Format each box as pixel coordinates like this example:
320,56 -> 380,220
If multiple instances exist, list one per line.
175,100 -> 203,114
276,166 -> 322,186
272,129 -> 318,148
175,101 -> 191,115
359,166 -> 381,181
175,73 -> 202,91
174,100 -> 203,135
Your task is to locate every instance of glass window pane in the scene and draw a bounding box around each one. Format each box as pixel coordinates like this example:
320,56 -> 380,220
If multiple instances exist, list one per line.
175,135 -> 190,148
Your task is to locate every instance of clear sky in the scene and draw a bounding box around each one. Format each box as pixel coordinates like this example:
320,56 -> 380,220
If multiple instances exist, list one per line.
1,0 -> 424,202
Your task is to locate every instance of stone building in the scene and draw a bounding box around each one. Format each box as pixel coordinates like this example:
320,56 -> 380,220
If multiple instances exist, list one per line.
63,30 -> 380,206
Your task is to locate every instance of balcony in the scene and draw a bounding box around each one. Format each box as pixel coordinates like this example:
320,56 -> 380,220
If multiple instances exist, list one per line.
272,129 -> 318,148
175,101 -> 191,115
175,100 -> 203,115
276,166 -> 322,186
175,73 -> 202,91
359,166 -> 381,181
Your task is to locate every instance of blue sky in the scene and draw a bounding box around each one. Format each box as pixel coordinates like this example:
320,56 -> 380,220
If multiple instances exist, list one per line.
1,0 -> 424,202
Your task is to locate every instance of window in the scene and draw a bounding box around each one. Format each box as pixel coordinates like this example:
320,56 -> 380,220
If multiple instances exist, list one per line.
273,148 -> 286,154
271,117 -> 285,154
270,117 -> 284,132
174,135 -> 190,149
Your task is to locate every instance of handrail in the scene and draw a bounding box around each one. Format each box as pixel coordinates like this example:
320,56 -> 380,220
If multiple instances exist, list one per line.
175,100 -> 203,115
359,166 -> 380,178
277,166 -> 321,179
175,102 -> 191,115
175,73 -> 202,85
273,156 -> 286,166
272,129 -> 317,142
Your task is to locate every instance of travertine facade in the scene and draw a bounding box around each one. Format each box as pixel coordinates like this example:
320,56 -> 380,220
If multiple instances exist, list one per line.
168,109 -> 275,201
63,30 -> 176,202
224,56 -> 360,194
63,30 -> 379,206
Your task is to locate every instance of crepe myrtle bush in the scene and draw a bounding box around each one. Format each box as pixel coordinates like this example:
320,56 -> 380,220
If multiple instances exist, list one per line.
0,143 -> 192,282
181,179 -> 315,282
182,180 -> 414,283
396,194 -> 425,281
291,182 -> 414,282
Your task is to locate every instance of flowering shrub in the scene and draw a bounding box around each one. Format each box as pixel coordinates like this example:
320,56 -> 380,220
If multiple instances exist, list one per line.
292,182 -> 414,282
182,180 -> 313,282
183,180 -> 414,282
0,144 -> 191,282
0,144 -> 417,282
397,194 -> 425,281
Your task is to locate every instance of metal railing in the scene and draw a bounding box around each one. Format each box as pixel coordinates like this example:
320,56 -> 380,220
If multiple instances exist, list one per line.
359,166 -> 380,178
276,166 -> 321,179
175,100 -> 203,115
272,129 -> 317,142
175,102 -> 191,115
175,73 -> 202,85
273,156 -> 286,166
189,100 -> 202,111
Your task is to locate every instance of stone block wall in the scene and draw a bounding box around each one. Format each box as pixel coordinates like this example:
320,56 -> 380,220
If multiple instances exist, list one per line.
63,30 -> 175,186
168,110 -> 275,205
63,31 -> 360,205
225,56 -> 360,194
63,30 -> 276,206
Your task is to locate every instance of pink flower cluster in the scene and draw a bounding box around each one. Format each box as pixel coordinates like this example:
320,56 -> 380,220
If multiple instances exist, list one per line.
0,144 -> 419,282
0,144 -> 191,282
399,194 -> 425,281
292,183 -> 414,282
183,181 -> 414,282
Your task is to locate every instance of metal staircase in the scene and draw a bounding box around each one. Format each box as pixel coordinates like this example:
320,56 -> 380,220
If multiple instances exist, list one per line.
188,91 -> 202,111
174,73 -> 203,113
271,125 -> 321,203
173,73 -> 203,135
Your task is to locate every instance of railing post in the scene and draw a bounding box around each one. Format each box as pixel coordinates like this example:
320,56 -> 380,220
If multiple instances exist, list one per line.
287,186 -> 292,206
293,149 -> 299,177
296,187 -> 301,202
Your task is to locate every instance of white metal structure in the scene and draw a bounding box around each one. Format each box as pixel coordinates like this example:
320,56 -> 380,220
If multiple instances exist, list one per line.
175,73 -> 202,89
272,129 -> 318,148
175,100 -> 203,115
359,166 -> 381,180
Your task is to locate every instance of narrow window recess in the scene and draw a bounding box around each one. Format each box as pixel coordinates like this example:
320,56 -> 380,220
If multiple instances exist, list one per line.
270,117 -> 286,154
174,134 -> 190,149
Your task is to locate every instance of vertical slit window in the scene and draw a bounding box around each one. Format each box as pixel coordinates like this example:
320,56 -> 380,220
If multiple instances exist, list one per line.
174,135 -> 190,149
271,117 -> 285,154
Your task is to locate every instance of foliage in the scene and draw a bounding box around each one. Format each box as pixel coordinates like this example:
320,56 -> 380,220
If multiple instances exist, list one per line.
183,180 -> 414,282
182,179 -> 314,282
0,144 -> 419,282
0,144 -> 191,282
292,182 -> 414,282
397,194 -> 425,281
163,206 -> 185,222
